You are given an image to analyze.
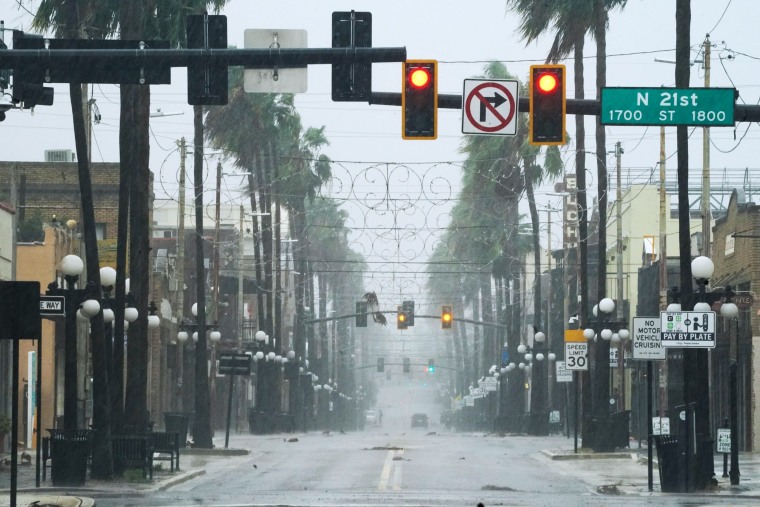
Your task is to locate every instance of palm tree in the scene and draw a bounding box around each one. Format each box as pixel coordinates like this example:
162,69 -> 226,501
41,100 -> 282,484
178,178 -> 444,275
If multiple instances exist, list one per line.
30,0 -> 115,479
507,0 -> 628,443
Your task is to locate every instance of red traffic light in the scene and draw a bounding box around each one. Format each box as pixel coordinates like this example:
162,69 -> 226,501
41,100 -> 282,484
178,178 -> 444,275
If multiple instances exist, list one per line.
408,68 -> 431,89
536,73 -> 558,94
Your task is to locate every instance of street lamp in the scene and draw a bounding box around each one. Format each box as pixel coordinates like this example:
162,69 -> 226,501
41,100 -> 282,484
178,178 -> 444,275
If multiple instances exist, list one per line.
719,297 -> 740,485
583,297 -> 629,452
47,254 -> 101,430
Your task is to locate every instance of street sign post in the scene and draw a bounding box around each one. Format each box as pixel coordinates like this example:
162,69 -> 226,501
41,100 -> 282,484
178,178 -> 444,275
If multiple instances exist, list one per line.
601,87 -> 735,126
217,352 -> 252,448
632,317 -> 665,360
661,311 -> 717,348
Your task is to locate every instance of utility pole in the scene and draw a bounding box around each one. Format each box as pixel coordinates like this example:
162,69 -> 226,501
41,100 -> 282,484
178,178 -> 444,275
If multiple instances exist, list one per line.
546,205 -> 553,411
237,205 -> 244,430
658,127 -> 668,417
702,35 -> 711,257
175,137 -> 187,411
615,141 -> 625,410
210,159 -> 222,425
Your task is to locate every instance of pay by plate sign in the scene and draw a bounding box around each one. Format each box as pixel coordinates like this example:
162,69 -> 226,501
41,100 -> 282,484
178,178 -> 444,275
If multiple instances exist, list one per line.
661,311 -> 716,348
632,317 -> 665,360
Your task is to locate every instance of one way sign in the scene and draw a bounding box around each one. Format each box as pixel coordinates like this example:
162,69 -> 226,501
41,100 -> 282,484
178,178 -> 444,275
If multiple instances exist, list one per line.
40,295 -> 66,316
462,78 -> 518,136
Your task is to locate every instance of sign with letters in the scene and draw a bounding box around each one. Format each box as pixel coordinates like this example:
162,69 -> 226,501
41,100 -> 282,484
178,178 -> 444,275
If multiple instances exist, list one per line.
555,361 -> 573,382
660,311 -> 716,348
632,317 -> 665,360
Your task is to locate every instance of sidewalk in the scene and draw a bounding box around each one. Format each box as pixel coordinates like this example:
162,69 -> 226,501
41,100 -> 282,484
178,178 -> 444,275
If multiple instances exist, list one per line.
540,436 -> 760,498
0,444 -> 248,507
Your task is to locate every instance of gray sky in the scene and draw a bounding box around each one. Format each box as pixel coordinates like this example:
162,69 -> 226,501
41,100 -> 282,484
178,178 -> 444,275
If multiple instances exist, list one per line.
2,0 -> 758,311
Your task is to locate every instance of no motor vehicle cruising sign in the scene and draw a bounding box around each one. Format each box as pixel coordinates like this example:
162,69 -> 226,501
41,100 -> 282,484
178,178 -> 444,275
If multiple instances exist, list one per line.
462,79 -> 518,136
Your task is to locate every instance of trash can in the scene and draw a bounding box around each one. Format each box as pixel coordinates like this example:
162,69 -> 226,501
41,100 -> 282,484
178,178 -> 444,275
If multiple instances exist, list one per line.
47,429 -> 92,486
609,411 -> 631,449
164,412 -> 191,448
654,434 -> 684,492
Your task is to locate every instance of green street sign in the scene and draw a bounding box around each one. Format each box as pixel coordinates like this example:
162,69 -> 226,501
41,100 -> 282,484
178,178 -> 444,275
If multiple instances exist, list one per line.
601,87 -> 735,126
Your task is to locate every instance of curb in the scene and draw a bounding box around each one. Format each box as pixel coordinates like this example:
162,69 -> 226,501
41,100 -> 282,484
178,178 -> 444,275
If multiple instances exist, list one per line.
156,469 -> 206,491
542,450 -> 638,460
182,448 -> 250,456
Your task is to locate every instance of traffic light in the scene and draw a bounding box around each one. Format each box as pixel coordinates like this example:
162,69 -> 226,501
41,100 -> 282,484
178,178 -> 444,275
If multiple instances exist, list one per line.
529,64 -> 566,146
402,60 -> 437,140
441,305 -> 453,329
402,300 -> 415,327
187,14 -> 228,105
332,11 -> 372,102
356,300 -> 368,327
427,359 -> 435,373
403,358 -> 411,373
397,306 -> 408,330
377,357 -> 384,372
11,30 -> 54,109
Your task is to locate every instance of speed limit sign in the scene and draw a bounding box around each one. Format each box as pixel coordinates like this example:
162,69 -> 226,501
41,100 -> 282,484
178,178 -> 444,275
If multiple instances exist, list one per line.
565,342 -> 588,371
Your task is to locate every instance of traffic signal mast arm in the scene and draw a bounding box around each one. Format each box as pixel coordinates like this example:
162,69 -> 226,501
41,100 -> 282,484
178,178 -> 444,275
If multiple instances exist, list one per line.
370,92 -> 760,122
0,47 -> 407,75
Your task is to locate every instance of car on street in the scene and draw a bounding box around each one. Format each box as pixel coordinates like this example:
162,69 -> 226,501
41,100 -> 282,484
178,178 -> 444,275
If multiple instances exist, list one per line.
411,413 -> 428,429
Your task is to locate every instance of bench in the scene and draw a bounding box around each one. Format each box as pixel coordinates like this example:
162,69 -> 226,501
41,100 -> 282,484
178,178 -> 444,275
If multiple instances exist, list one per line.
144,431 -> 180,472
112,435 -> 153,479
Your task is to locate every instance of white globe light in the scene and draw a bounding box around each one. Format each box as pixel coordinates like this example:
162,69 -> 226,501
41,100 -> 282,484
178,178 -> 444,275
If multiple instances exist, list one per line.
287,350 -> 296,359
536,353 -> 545,361
693,301 -> 712,312
525,364 -> 532,373
583,328 -> 595,340
209,330 -> 221,342
192,331 -> 198,342
282,357 -> 289,364
517,344 -> 527,354
518,362 -> 526,370
177,331 -> 189,343
81,299 -> 101,317
548,352 -> 556,361
60,255 -> 84,277
599,298 -> 615,314
275,355 -> 282,363
99,266 -> 117,287
508,362 -> 515,370
534,331 -> 545,343
314,385 -> 321,391
267,352 -> 276,361
493,372 -> 500,379
77,309 -> 88,321
618,329 -> 630,340
525,353 -> 533,362
601,329 -> 613,340
721,302 -> 739,318
103,308 -> 115,324
255,351 -> 264,360
691,256 -> 715,280
124,306 -> 139,323
667,303 -> 682,312
148,314 -> 160,329
611,333 -> 621,344
592,305 -> 598,317
500,367 -> 507,374
255,330 -> 266,342
191,303 -> 198,316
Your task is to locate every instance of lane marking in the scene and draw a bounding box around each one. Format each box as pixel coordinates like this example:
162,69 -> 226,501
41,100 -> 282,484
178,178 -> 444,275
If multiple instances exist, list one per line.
378,450 -> 394,490
392,449 -> 403,490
